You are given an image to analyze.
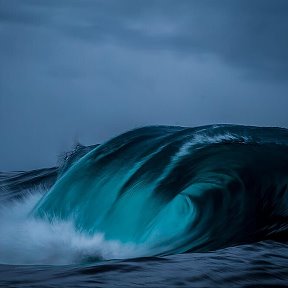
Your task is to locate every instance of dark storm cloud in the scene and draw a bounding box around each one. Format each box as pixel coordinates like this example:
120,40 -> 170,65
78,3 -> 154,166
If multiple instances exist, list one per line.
1,0 -> 288,170
1,0 -> 288,81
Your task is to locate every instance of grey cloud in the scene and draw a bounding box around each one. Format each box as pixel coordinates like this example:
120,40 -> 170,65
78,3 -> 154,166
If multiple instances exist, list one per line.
1,0 -> 287,81
1,0 -> 288,171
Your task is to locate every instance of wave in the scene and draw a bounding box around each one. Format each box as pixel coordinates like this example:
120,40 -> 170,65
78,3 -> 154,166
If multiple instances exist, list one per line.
1,124 -> 288,263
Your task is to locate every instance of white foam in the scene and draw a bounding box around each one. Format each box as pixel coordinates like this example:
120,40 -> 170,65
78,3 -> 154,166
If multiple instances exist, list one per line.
0,192 -> 142,265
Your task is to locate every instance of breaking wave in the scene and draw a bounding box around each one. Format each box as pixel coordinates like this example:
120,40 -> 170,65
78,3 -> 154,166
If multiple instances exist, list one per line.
1,124 -> 288,264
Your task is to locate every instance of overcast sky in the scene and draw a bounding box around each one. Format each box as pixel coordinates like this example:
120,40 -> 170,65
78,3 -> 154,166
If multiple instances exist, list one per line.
1,0 -> 288,170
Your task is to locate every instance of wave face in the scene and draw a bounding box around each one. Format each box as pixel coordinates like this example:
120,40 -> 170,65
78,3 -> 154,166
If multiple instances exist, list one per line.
30,125 -> 288,257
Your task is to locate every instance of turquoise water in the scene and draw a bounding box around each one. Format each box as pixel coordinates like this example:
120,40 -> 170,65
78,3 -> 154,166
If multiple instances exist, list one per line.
31,125 -> 288,256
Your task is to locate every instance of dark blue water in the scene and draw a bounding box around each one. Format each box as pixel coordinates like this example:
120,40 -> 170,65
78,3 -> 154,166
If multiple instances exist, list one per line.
0,241 -> 287,288
0,125 -> 288,287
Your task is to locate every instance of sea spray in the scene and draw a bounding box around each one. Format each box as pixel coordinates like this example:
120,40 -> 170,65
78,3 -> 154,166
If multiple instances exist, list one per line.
0,192 -> 143,265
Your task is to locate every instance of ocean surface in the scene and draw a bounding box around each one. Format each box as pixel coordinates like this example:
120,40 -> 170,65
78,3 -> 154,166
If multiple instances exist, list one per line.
0,124 -> 288,287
